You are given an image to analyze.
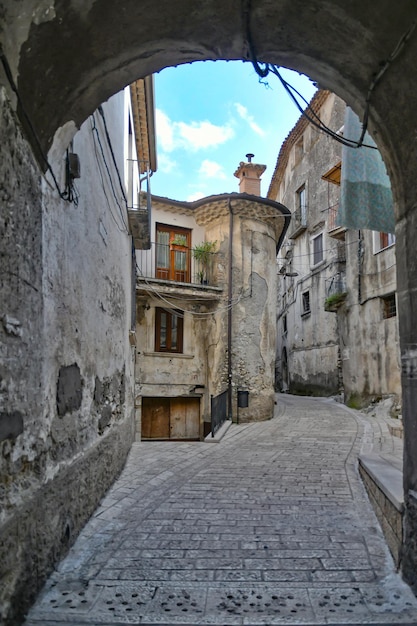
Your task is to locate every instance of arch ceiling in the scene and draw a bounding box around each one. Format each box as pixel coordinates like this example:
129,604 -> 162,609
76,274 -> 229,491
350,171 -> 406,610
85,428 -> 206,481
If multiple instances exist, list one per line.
1,0 -> 417,190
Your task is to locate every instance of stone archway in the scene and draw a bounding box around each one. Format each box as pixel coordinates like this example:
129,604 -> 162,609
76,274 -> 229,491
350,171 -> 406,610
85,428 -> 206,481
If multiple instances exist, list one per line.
2,1 -> 417,616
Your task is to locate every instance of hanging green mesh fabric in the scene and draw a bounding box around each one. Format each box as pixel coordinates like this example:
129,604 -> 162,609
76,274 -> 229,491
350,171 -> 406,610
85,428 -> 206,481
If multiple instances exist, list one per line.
337,107 -> 395,234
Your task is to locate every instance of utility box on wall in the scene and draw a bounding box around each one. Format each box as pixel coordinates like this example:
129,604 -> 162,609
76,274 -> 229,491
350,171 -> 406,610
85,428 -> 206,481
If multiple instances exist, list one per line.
237,389 -> 249,408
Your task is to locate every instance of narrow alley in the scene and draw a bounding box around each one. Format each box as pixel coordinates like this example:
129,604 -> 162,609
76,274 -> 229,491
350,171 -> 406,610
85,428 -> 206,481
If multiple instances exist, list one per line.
25,395 -> 417,625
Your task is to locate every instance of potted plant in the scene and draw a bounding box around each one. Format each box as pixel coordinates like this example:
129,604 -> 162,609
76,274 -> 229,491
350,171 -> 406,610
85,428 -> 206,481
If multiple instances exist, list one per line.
192,240 -> 217,284
170,234 -> 188,248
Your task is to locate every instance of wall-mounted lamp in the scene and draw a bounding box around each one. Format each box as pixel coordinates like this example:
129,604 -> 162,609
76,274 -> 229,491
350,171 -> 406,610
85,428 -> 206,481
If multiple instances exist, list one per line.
279,267 -> 299,277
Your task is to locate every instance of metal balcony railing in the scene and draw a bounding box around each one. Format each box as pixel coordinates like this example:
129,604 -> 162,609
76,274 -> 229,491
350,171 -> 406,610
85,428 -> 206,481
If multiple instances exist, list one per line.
324,272 -> 347,312
325,204 -> 346,239
289,207 -> 307,238
326,273 -> 346,298
136,242 -> 218,286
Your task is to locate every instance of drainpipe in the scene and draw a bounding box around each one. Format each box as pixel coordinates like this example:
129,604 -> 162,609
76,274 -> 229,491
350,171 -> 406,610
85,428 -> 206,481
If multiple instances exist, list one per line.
228,199 -> 234,420
358,230 -> 363,304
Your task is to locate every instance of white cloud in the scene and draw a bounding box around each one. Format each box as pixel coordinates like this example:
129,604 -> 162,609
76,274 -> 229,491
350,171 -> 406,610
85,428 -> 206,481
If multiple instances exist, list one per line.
198,159 -> 227,179
156,109 -> 175,152
177,120 -> 234,150
234,103 -> 265,137
156,108 -> 234,153
187,191 -> 206,202
157,153 -> 177,174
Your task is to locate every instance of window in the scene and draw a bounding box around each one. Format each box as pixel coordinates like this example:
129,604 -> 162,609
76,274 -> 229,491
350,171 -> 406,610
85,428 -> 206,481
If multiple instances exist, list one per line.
312,233 -> 324,266
373,231 -> 396,253
379,232 -> 395,250
156,224 -> 191,282
382,294 -> 397,319
282,314 -> 287,334
155,308 -> 184,353
302,291 -> 311,315
296,185 -> 307,225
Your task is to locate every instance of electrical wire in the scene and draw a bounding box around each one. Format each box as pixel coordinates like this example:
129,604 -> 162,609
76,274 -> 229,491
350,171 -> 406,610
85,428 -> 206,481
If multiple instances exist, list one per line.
243,0 -> 416,150
97,105 -> 129,207
91,112 -> 130,233
0,46 -> 77,203
135,262 -> 251,317
91,116 -> 128,234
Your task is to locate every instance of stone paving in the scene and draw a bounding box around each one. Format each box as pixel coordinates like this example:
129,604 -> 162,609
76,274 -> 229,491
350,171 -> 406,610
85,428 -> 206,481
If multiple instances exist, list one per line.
25,394 -> 417,625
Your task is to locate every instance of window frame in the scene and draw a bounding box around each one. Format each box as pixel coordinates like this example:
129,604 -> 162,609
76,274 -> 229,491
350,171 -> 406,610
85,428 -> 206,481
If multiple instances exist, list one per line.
296,184 -> 307,225
373,231 -> 396,254
381,293 -> 397,319
311,232 -> 324,267
155,307 -> 184,353
302,290 -> 311,316
155,223 -> 191,282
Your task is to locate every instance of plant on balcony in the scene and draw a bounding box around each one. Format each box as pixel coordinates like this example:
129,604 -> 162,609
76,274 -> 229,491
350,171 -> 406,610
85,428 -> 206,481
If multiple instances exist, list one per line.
192,240 -> 217,284
324,291 -> 347,312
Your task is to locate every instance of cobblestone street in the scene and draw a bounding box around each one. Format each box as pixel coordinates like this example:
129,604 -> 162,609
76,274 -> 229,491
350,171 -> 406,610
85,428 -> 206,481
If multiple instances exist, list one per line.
25,394 -> 417,625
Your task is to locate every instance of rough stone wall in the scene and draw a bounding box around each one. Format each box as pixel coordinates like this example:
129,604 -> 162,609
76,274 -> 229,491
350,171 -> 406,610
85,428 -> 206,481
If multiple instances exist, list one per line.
359,463 -> 403,567
231,220 -> 277,422
205,213 -> 277,422
0,90 -> 135,625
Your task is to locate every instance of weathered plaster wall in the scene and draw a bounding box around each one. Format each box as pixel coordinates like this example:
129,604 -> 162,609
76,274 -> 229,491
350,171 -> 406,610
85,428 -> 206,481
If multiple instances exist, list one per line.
274,93 -> 344,397
205,213 -> 277,422
338,229 -> 400,406
135,297 -> 214,437
0,90 -> 135,624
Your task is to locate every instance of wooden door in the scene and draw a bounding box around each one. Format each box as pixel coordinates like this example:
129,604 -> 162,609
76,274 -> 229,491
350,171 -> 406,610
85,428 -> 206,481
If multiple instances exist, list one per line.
142,397 -> 200,440
142,398 -> 170,439
170,398 -> 200,439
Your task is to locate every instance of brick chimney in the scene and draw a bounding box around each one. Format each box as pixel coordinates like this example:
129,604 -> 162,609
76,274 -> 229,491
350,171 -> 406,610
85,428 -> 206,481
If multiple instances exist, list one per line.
234,153 -> 266,196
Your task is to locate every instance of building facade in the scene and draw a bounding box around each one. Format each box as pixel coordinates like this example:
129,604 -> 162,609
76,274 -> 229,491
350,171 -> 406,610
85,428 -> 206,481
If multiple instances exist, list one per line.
0,81 -> 155,623
268,91 -> 401,407
129,158 -> 290,439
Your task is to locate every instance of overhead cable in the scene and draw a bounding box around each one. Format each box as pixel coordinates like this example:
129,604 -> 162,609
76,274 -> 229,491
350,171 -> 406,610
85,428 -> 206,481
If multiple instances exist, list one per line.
243,0 -> 416,150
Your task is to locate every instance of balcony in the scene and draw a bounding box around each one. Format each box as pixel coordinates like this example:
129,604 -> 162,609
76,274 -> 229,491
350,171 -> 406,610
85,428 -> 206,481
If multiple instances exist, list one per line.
136,242 -> 222,301
324,273 -> 347,312
289,208 -> 307,239
326,204 -> 346,240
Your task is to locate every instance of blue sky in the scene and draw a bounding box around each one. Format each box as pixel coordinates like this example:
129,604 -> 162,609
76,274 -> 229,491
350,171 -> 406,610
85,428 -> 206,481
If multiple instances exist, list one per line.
150,61 -> 316,201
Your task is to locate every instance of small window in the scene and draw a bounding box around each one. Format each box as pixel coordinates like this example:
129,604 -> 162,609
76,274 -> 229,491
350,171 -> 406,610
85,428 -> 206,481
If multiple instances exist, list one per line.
296,185 -> 307,225
379,232 -> 395,250
373,231 -> 395,253
382,294 -> 397,319
155,308 -> 184,353
283,314 -> 287,334
302,291 -> 311,315
312,233 -> 324,266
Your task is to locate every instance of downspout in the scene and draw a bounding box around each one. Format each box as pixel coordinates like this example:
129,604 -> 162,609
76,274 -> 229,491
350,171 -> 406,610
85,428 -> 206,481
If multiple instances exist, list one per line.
358,230 -> 363,304
228,199 -> 234,420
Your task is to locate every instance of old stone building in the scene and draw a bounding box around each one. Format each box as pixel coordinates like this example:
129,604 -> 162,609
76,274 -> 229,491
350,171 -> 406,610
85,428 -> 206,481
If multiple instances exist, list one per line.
269,90 -> 401,407
0,78 -> 155,623
130,158 -> 290,440
2,2 -> 417,622
269,91 -> 344,396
